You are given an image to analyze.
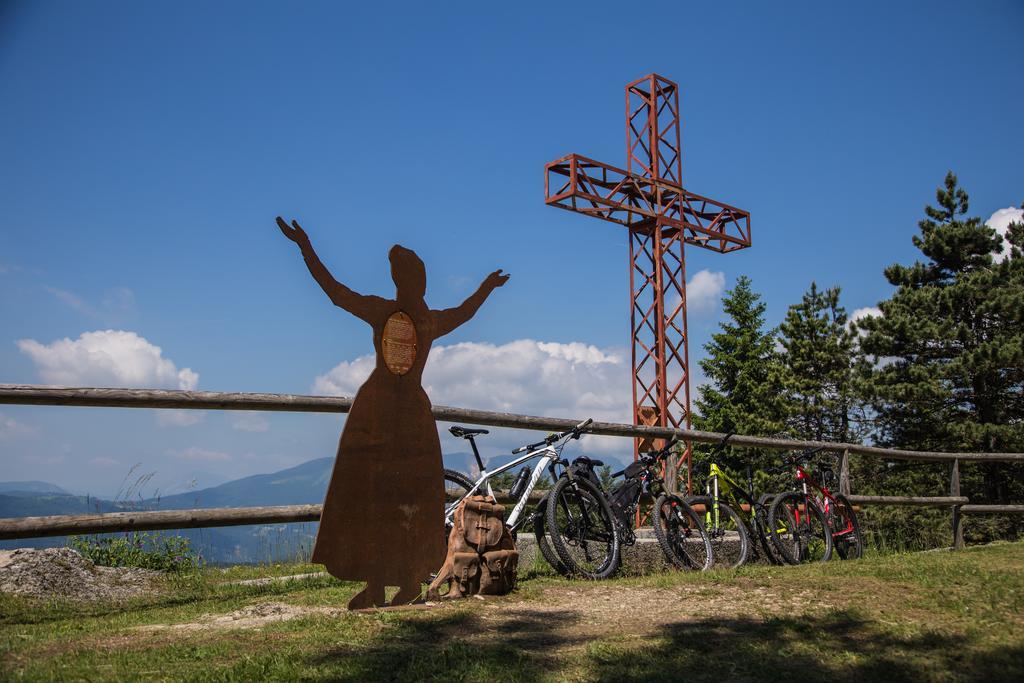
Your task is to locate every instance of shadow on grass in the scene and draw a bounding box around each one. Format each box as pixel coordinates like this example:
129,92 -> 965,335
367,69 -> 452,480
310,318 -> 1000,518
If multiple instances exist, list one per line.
308,606 -> 581,681
586,610 -> 1024,683
306,608 -> 1022,682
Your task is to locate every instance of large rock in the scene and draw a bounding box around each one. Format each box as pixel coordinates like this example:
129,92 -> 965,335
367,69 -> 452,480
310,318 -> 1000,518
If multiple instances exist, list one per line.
0,547 -> 161,602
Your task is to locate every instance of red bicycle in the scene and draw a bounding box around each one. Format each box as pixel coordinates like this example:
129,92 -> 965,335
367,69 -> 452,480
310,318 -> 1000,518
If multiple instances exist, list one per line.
768,447 -> 863,564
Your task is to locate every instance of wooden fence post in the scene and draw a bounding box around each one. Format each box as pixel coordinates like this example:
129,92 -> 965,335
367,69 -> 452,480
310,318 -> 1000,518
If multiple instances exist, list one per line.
839,448 -> 851,497
665,452 -> 679,496
951,458 -> 964,550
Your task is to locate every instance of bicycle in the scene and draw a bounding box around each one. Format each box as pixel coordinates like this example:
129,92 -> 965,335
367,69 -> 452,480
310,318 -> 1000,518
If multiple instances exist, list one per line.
688,434 -> 786,569
442,418 -> 621,579
604,437 -> 713,572
768,447 -> 861,563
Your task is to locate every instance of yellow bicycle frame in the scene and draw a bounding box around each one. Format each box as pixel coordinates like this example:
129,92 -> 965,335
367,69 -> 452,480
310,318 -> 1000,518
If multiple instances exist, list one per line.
705,462 -> 759,529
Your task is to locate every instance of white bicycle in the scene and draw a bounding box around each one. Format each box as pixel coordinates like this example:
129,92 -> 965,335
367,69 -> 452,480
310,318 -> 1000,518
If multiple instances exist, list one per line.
443,418 -> 622,579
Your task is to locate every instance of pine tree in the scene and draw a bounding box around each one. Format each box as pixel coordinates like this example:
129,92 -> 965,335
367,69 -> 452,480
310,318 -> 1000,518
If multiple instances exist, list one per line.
857,174 -> 1023,533
694,276 -> 784,469
777,283 -> 866,443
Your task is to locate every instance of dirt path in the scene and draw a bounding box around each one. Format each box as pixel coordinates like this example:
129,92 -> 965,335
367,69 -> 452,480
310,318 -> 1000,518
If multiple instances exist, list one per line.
113,578 -> 845,643
474,581 -> 840,642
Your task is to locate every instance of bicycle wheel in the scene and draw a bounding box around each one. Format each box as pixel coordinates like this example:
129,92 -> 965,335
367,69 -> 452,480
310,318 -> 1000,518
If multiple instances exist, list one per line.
533,493 -> 570,576
443,468 -> 474,503
442,468 -> 474,544
687,495 -> 749,569
752,494 -> 786,566
830,494 -> 864,560
545,475 -> 621,579
769,491 -> 833,564
653,494 -> 713,571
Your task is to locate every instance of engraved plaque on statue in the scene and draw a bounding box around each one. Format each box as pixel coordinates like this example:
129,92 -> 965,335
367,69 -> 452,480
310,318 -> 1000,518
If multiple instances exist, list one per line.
382,311 -> 417,375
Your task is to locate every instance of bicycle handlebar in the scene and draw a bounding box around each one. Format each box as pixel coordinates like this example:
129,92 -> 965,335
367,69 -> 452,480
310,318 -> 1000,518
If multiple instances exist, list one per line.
647,437 -> 680,462
611,435 -> 683,478
791,445 -> 826,463
511,418 -> 593,454
778,445 -> 827,468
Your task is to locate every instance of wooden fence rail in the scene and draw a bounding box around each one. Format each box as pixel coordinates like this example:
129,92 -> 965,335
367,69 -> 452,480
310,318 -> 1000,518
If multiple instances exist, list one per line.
4,495 -> 1020,542
1,385 -> 1022,547
846,495 -> 969,507
0,506 -> 322,540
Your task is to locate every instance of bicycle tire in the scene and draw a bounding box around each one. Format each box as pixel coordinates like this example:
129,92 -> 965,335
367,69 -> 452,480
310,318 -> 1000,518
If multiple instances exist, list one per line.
545,475 -> 621,579
653,494 -> 713,571
687,495 -> 750,569
443,468 -> 475,502
533,493 -> 570,576
752,494 -> 786,566
442,468 -> 474,543
831,494 -> 864,560
769,491 -> 833,564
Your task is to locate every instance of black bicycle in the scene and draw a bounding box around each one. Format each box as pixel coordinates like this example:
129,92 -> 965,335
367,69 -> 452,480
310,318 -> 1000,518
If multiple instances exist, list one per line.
604,438 -> 714,572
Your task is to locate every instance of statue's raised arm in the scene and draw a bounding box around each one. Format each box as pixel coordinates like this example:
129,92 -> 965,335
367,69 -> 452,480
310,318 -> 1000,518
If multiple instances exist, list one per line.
276,217 -> 384,323
433,269 -> 510,338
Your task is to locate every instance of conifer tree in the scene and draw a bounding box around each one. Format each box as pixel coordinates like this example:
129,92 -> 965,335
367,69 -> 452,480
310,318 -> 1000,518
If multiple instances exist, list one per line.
694,276 -> 784,468
858,174 -> 1023,514
777,283 -> 866,443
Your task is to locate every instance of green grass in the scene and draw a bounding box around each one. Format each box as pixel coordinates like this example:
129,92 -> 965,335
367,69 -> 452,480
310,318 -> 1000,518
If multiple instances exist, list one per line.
2,544 -> 1023,682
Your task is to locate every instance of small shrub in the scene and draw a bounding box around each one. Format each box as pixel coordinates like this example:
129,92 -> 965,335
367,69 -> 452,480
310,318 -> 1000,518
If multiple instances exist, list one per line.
69,532 -> 201,572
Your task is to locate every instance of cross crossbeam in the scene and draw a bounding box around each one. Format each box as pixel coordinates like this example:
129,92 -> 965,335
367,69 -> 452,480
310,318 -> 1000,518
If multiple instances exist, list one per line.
545,154 -> 750,250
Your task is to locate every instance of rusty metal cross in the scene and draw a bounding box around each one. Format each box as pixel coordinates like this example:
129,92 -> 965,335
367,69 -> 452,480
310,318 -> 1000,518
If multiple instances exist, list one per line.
544,74 -> 751,492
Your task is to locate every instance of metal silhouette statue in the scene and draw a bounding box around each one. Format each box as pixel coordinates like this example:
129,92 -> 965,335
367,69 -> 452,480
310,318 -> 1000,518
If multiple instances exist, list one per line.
277,217 -> 509,608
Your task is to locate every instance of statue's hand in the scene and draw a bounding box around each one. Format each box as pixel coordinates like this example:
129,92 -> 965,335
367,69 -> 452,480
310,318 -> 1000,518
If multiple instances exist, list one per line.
276,216 -> 310,249
485,269 -> 510,290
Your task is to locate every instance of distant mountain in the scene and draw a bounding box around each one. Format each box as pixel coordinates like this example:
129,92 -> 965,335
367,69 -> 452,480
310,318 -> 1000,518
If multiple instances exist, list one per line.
442,451 -> 478,476
0,481 -> 69,495
0,459 -> 334,563
153,457 -> 334,510
0,452 -> 478,564
0,493 -> 121,518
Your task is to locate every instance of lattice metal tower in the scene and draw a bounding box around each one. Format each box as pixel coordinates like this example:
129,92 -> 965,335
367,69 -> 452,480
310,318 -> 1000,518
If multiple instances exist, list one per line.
544,74 -> 751,492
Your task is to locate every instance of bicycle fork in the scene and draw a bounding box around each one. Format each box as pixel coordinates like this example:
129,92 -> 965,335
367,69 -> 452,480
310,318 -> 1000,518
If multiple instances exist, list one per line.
705,475 -> 721,533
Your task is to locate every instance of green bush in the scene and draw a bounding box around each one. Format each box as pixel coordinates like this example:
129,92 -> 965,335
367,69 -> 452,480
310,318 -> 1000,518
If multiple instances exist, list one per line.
69,532 -> 201,572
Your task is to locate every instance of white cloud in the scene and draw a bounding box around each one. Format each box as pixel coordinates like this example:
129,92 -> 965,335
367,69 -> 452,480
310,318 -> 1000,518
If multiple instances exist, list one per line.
314,339 -> 633,456
988,207 -> 1023,262
169,447 -> 232,462
850,306 -> 881,326
230,412 -> 271,432
686,269 -> 726,315
102,287 -> 135,311
157,410 -> 206,427
44,287 -> 92,315
848,306 -> 882,341
315,339 -> 629,419
89,456 -> 118,466
16,330 -> 199,390
847,306 -> 898,365
0,412 -> 37,440
45,286 -> 135,321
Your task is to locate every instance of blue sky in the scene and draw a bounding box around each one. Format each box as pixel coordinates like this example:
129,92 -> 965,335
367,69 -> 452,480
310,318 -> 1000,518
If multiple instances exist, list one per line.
1,1 -> 1022,497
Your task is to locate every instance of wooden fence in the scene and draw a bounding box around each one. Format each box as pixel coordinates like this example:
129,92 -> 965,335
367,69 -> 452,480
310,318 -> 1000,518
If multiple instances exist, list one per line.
2,385 -> 1022,549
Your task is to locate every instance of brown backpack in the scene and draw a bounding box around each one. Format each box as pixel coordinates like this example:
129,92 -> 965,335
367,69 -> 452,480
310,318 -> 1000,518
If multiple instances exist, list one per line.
427,495 -> 518,600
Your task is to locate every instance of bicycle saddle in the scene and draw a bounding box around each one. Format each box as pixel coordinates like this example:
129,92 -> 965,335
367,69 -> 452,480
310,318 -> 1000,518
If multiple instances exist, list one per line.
449,426 -> 489,438
572,455 -> 604,468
